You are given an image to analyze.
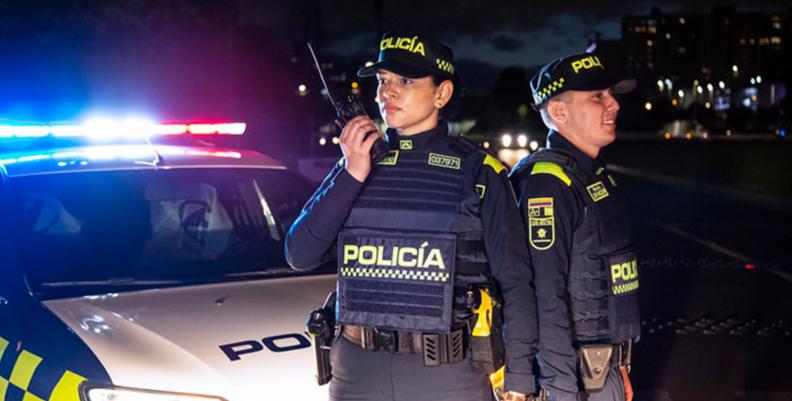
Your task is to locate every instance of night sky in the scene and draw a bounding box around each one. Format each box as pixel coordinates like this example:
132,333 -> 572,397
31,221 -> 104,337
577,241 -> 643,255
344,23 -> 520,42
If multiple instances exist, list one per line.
1,0 -> 789,145
240,0 -> 789,66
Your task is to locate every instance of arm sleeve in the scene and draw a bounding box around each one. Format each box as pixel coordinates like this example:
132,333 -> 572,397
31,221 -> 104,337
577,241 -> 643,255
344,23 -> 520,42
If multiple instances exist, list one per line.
284,161 -> 365,271
478,164 -> 539,395
517,173 -> 582,399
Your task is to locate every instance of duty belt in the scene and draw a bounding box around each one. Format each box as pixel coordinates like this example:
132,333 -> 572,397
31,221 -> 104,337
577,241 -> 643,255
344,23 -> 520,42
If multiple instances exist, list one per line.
342,325 -> 466,366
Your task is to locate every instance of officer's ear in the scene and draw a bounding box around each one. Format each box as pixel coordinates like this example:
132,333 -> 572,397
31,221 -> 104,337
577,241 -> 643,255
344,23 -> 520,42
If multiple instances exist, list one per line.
434,79 -> 454,109
546,99 -> 568,125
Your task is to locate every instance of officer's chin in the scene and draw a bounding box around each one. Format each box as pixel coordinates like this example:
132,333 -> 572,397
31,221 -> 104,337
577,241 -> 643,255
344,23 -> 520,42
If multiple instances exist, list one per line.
382,114 -> 403,130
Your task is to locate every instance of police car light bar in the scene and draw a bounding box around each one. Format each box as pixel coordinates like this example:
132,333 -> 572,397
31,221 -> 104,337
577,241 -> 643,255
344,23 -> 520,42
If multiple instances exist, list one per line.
0,121 -> 246,139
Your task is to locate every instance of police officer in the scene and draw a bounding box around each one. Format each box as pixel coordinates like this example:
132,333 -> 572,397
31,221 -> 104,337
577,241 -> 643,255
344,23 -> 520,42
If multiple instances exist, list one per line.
286,32 -> 539,401
509,53 -> 640,401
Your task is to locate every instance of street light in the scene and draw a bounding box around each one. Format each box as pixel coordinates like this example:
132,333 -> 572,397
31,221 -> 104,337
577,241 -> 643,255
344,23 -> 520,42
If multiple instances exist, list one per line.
718,81 -> 725,89
644,102 -> 653,111
501,134 -> 513,147
517,134 -> 528,148
657,80 -> 664,90
732,65 -> 739,73
529,140 -> 539,151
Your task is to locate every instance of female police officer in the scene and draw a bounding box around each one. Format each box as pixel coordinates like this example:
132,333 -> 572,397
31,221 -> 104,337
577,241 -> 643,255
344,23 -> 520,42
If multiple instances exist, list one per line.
286,32 -> 538,401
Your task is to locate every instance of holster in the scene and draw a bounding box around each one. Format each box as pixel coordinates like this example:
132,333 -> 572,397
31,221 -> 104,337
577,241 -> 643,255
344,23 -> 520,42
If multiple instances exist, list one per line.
578,344 -> 613,391
468,286 -> 506,374
306,291 -> 336,385
578,340 -> 633,391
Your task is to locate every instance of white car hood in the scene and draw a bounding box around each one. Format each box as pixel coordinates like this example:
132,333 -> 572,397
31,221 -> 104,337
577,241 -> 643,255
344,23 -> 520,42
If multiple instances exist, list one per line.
44,273 -> 336,401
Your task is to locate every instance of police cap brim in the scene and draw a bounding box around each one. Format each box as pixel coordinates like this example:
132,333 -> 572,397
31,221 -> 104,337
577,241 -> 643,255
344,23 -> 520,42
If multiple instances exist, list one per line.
534,75 -> 636,110
358,60 -> 451,80
575,74 -> 637,94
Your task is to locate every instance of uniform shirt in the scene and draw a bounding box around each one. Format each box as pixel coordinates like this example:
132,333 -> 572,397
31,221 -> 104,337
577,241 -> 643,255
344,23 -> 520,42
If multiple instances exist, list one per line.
511,130 -> 617,400
285,123 -> 539,395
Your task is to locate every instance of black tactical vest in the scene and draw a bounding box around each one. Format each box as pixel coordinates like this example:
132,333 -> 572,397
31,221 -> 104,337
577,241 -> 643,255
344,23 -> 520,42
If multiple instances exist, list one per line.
514,148 -> 640,344
337,134 -> 492,333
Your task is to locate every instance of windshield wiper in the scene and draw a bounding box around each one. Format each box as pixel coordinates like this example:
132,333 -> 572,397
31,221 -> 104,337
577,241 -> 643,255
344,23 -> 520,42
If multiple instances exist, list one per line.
40,277 -> 182,288
223,267 -> 297,278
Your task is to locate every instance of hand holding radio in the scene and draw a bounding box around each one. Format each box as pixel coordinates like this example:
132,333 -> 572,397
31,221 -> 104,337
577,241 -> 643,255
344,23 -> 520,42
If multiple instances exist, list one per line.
339,115 -> 381,182
307,43 -> 390,167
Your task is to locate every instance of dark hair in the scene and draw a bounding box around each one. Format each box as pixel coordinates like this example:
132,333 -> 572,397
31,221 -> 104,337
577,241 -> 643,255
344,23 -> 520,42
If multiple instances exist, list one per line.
431,74 -> 463,120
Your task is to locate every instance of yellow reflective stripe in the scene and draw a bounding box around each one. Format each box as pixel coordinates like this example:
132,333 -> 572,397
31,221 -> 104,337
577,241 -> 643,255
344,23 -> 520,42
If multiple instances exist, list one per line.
530,161 -> 571,187
340,267 -> 450,282
48,371 -> 87,401
0,339 -> 86,401
482,154 -> 506,174
0,336 -> 8,361
24,392 -> 45,401
0,337 -> 10,401
0,377 -> 9,401
10,350 -> 42,390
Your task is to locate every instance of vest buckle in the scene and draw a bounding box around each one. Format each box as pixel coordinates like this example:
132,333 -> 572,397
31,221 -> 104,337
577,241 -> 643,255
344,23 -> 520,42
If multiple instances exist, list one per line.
421,329 -> 464,366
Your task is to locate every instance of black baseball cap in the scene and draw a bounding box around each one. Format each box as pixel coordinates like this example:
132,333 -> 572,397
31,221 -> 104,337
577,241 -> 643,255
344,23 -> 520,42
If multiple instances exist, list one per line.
530,52 -> 636,109
358,31 -> 457,81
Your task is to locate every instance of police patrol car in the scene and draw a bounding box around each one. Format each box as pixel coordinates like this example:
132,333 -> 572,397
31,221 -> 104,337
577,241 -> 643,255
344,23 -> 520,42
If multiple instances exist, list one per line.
0,119 -> 335,401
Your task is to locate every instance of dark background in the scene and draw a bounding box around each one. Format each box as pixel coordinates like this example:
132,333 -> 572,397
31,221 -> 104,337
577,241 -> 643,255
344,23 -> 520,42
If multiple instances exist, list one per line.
2,2 -> 792,400
1,0 -> 790,158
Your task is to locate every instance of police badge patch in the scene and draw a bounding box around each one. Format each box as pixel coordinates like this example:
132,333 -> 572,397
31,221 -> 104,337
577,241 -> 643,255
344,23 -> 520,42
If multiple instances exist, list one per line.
475,184 -> 486,199
586,181 -> 609,201
377,150 -> 399,166
528,197 -> 554,250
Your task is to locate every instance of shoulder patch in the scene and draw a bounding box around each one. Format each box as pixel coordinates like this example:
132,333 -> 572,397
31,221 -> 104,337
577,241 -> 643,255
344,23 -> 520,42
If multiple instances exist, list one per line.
527,197 -> 555,250
530,161 -> 571,186
482,154 -> 506,174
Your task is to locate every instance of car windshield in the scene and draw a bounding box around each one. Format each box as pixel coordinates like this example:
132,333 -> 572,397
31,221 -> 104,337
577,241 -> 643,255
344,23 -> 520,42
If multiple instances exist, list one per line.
5,167 -> 317,295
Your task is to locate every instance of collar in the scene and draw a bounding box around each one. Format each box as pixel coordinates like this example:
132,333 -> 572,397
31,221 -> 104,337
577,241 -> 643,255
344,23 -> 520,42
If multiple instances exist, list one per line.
546,130 -> 607,175
386,122 -> 448,151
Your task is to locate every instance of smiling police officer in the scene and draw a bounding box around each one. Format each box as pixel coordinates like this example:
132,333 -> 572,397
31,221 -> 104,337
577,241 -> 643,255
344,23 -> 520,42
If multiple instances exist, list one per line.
286,32 -> 539,401
509,53 -> 640,401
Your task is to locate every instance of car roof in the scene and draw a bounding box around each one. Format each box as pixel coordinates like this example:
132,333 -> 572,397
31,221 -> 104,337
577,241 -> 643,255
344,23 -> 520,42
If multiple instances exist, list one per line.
0,143 -> 287,178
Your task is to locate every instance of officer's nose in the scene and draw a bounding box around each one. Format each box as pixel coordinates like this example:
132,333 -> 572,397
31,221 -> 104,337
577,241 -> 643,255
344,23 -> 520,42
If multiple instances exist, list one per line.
378,83 -> 397,102
606,92 -> 620,113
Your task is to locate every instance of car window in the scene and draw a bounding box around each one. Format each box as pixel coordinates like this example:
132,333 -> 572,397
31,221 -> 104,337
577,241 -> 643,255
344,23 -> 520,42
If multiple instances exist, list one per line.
10,168 -> 313,295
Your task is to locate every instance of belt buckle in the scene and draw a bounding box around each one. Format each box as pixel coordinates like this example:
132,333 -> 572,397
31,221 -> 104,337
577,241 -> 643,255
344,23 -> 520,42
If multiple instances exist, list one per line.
373,329 -> 398,352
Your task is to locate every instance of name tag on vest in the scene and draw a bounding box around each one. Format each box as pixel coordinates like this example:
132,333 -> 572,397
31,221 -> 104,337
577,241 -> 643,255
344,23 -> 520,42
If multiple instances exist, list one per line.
337,230 -> 456,332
